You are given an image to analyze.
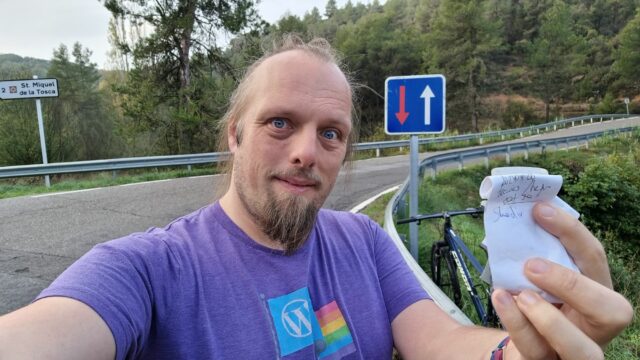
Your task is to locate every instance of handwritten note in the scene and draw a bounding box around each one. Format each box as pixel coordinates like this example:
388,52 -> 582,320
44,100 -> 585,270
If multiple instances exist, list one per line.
479,167 -> 580,303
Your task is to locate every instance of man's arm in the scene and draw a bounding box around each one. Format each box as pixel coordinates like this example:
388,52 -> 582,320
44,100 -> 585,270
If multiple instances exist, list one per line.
0,297 -> 116,360
392,202 -> 633,360
392,300 -> 505,360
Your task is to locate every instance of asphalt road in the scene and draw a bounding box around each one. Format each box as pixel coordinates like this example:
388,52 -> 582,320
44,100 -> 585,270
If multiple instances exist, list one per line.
1,116 -> 638,315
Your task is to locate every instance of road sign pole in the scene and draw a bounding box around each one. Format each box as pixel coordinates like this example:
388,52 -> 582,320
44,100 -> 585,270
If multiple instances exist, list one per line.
409,135 -> 419,260
33,75 -> 50,187
35,98 -> 50,187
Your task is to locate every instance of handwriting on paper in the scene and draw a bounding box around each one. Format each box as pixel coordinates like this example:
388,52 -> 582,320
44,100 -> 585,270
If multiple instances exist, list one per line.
496,175 -> 555,205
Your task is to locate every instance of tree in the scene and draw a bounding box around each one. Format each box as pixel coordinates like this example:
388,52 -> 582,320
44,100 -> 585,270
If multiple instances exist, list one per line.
45,43 -> 120,161
613,9 -> 640,92
104,0 -> 259,96
103,0 -> 260,154
424,0 -> 502,131
526,1 -> 586,120
0,86 -> 41,166
336,1 -> 427,137
325,0 -> 338,18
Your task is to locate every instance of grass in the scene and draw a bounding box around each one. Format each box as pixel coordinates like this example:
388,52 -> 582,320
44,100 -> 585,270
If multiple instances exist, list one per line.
360,130 -> 640,359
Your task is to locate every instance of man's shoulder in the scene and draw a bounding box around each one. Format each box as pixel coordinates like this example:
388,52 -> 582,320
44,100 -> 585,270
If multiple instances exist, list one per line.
317,208 -> 375,227
315,209 -> 385,244
98,203 -> 221,258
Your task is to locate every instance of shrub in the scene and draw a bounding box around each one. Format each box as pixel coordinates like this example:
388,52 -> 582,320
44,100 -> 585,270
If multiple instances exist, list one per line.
564,150 -> 640,250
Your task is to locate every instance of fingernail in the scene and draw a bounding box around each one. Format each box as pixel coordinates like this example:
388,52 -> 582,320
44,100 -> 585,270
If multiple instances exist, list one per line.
527,258 -> 549,274
495,290 -> 514,307
537,203 -> 556,218
518,291 -> 538,306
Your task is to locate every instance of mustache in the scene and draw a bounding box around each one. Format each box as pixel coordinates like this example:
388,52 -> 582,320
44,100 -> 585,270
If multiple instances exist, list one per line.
268,169 -> 322,187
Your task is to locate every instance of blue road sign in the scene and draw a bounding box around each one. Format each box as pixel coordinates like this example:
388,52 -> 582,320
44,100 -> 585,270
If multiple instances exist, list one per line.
385,74 -> 446,135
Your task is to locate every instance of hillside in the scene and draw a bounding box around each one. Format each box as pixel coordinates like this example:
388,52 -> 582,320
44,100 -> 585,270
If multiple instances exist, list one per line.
0,54 -> 50,78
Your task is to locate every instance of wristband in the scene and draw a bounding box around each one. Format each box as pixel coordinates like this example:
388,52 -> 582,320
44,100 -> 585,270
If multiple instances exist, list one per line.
490,336 -> 510,360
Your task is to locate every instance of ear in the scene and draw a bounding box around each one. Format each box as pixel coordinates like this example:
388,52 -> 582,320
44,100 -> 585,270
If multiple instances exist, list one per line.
228,122 -> 239,153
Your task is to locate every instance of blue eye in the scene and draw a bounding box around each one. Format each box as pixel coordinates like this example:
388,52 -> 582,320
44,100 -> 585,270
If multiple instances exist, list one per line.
271,118 -> 287,129
322,129 -> 339,140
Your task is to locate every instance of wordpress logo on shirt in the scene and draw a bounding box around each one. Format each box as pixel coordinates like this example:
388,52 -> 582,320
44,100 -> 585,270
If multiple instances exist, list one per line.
282,299 -> 313,337
267,287 -> 323,356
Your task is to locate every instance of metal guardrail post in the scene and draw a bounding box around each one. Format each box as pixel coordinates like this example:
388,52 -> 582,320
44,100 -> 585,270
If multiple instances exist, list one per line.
431,160 -> 437,179
506,145 -> 511,164
458,154 -> 464,170
484,149 -> 489,169
376,148 -> 380,157
524,143 -> 529,160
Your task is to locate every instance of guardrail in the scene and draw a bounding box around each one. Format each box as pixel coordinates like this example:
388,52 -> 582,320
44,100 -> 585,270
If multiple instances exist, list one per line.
0,114 -> 632,182
383,125 -> 639,325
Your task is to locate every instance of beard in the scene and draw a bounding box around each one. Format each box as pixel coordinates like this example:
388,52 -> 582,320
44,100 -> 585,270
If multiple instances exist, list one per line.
235,167 -> 324,255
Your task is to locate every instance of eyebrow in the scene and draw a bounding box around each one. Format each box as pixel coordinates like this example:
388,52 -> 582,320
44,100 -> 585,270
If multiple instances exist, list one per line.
259,107 -> 351,128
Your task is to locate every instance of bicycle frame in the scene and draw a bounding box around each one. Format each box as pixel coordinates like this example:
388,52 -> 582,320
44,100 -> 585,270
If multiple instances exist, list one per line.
398,207 -> 497,326
443,218 -> 489,324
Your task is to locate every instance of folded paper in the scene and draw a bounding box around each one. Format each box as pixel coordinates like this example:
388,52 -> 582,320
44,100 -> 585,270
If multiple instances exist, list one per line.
480,167 -> 580,303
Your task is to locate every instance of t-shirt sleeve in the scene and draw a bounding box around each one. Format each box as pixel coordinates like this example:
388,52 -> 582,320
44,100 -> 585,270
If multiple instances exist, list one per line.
35,235 -> 176,360
368,218 -> 431,322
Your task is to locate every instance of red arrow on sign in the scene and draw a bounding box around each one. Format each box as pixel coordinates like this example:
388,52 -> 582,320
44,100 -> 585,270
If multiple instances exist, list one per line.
395,85 -> 409,125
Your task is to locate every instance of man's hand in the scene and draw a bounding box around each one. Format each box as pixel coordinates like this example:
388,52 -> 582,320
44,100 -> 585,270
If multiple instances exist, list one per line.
491,202 -> 633,360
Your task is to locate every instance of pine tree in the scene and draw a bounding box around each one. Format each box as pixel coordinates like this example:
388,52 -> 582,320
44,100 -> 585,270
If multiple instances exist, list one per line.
425,0 -> 502,131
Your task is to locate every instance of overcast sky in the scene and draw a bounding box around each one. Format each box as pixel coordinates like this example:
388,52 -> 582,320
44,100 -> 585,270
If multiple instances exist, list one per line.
0,0 -> 378,70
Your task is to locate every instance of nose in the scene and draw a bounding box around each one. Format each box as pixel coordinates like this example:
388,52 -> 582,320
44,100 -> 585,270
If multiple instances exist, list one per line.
288,127 -> 317,168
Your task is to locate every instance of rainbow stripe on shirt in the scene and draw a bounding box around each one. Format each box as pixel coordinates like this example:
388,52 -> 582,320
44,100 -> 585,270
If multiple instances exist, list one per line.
315,301 -> 356,359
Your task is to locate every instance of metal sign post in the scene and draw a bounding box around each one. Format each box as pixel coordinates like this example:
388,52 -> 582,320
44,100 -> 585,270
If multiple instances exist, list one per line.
409,135 -> 419,258
624,97 -> 630,115
385,74 -> 446,261
0,76 -> 59,187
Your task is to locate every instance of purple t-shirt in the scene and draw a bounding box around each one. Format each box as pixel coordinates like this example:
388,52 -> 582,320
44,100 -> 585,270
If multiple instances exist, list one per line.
37,202 -> 429,359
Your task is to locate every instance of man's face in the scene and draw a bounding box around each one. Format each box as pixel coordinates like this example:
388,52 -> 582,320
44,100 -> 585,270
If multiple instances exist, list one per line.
227,50 -> 352,253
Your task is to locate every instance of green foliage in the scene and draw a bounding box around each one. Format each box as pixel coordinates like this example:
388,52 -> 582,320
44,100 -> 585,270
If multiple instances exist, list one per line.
103,0 -> 261,154
46,43 -> 120,161
424,0 -> 502,131
0,54 -> 49,77
526,0 -> 586,120
501,100 -> 536,128
596,93 -> 624,114
335,2 -> 426,137
613,8 -> 640,91
564,149 -> 640,248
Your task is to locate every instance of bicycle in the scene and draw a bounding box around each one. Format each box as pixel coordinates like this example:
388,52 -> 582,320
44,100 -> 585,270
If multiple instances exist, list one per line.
398,206 -> 500,327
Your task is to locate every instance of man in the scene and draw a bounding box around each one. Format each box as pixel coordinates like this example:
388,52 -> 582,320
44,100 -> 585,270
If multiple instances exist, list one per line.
0,36 -> 632,359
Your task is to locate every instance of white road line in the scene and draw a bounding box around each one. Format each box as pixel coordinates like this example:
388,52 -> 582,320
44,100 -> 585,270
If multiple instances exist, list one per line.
119,179 -> 172,187
29,174 -> 223,198
350,185 -> 401,213
31,188 -> 102,198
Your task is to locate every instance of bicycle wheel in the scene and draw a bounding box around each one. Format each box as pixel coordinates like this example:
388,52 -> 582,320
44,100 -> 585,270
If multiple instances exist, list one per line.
430,243 -> 462,308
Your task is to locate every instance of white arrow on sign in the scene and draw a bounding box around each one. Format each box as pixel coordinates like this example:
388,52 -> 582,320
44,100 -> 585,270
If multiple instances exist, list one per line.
420,85 -> 435,125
